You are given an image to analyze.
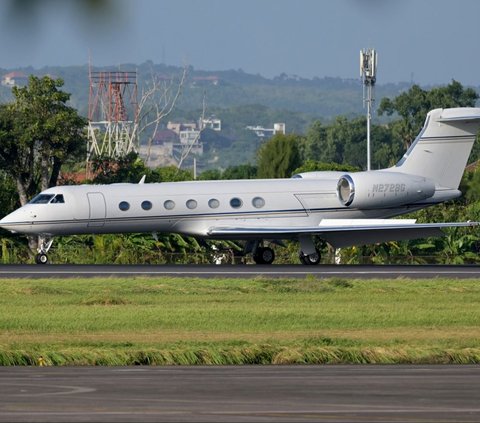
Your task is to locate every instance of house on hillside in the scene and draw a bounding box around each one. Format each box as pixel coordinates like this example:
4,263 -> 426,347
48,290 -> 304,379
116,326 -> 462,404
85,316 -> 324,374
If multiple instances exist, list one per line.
191,75 -> 219,86
2,71 -> 28,87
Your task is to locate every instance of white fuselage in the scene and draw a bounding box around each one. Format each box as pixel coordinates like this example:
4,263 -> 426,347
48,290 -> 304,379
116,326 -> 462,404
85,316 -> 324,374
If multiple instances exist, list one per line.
0,174 -> 444,239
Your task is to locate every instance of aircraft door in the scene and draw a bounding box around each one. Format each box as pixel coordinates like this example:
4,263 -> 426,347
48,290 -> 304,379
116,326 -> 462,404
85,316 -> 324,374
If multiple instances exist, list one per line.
87,192 -> 106,227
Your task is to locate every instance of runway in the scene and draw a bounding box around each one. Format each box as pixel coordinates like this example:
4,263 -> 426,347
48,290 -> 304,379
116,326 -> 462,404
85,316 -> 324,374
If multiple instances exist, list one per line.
0,263 -> 480,278
1,365 -> 479,422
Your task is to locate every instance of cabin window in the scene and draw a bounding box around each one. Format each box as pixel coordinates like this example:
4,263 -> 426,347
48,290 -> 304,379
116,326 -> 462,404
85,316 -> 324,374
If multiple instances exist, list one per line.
118,201 -> 130,211
50,194 -> 65,204
164,200 -> 175,210
29,194 -> 55,204
230,197 -> 243,208
186,199 -> 197,209
141,201 -> 152,211
252,197 -> 265,208
208,198 -> 220,209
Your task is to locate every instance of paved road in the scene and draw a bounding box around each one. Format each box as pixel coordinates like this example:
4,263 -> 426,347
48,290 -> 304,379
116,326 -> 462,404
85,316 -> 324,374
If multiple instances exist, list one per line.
0,365 -> 479,422
0,263 -> 480,278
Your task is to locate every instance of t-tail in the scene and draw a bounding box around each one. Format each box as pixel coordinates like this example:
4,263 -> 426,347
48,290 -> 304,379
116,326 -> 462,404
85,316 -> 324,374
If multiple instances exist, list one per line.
388,107 -> 480,190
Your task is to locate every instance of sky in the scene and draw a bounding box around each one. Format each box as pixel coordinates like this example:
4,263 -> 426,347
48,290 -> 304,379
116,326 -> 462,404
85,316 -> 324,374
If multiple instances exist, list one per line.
1,0 -> 480,85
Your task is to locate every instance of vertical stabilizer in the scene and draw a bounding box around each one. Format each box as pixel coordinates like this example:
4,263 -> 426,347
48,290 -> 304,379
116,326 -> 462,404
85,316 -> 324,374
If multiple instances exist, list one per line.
391,108 -> 480,189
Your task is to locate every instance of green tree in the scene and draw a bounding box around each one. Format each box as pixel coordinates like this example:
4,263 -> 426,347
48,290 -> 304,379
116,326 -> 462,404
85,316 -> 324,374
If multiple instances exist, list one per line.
0,171 -> 19,218
92,153 -> 151,184
304,120 -> 327,161
0,76 -> 87,205
292,160 -> 360,174
222,164 -> 257,180
378,80 -> 478,149
198,168 -> 223,181
257,133 -> 302,178
152,166 -> 193,182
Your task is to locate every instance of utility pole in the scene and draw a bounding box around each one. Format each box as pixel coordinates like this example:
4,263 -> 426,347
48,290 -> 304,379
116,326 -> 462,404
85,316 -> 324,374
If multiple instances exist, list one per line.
360,48 -> 377,171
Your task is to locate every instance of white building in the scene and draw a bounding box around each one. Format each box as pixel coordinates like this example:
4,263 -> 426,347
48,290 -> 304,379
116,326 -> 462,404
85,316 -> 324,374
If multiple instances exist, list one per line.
246,122 -> 286,138
1,71 -> 28,87
200,117 -> 222,131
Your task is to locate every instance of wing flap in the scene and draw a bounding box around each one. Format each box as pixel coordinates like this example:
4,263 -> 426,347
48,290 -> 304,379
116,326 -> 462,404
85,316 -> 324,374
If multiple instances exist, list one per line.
207,220 -> 478,248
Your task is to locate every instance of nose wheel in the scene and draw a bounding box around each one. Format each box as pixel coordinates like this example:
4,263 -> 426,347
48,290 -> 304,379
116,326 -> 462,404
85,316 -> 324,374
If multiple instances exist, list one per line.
35,253 -> 49,265
35,236 -> 53,265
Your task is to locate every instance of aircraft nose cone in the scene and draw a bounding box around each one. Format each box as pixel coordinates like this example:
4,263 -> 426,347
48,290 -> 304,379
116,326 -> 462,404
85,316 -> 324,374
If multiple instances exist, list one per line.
0,209 -> 28,233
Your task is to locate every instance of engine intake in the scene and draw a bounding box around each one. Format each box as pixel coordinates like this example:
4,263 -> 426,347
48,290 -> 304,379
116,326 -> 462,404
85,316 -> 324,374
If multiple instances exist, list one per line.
336,171 -> 435,208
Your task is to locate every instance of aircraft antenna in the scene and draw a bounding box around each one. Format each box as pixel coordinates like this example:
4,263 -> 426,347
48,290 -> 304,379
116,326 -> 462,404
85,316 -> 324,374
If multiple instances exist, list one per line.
360,48 -> 377,171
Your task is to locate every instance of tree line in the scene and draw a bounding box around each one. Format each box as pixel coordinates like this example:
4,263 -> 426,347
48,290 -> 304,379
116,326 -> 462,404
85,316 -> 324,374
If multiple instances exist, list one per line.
0,76 -> 480,264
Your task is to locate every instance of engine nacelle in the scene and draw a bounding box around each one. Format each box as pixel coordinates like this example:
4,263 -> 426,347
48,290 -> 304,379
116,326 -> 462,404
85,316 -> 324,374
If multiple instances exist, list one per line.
336,171 -> 435,208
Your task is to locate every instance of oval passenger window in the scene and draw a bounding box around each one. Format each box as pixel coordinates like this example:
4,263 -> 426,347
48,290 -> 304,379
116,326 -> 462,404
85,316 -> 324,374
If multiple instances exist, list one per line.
164,200 -> 175,210
208,198 -> 220,209
119,201 -> 130,211
186,199 -> 197,209
141,201 -> 152,210
252,197 -> 265,208
230,198 -> 242,208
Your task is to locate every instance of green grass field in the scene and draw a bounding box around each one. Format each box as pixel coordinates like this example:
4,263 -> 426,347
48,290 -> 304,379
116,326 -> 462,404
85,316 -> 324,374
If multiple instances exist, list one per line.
1,276 -> 479,365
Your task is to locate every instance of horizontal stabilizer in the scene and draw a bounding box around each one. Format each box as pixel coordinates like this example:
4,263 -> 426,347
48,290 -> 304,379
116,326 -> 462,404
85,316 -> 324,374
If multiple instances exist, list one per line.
207,220 -> 479,248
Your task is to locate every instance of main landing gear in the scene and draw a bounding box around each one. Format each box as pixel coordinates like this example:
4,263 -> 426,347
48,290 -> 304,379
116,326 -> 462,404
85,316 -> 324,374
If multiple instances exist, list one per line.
299,249 -> 321,265
244,240 -> 276,265
298,236 -> 321,265
253,246 -> 275,265
35,236 -> 53,265
248,238 -> 321,265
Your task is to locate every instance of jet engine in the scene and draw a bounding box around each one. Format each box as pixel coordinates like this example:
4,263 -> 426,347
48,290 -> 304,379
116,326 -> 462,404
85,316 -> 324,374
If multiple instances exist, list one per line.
336,171 -> 435,208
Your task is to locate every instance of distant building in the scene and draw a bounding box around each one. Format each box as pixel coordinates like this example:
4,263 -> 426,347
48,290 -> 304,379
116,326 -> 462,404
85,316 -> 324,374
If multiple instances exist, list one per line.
273,123 -> 286,135
246,122 -> 286,138
151,129 -> 179,145
167,121 -> 197,134
2,71 -> 28,87
191,75 -> 220,86
164,121 -> 204,162
200,117 -> 222,131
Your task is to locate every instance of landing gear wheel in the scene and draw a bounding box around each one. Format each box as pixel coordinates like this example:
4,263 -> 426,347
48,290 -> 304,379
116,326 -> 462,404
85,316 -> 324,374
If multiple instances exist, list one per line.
253,247 -> 275,264
35,236 -> 54,265
299,249 -> 321,265
35,253 -> 49,265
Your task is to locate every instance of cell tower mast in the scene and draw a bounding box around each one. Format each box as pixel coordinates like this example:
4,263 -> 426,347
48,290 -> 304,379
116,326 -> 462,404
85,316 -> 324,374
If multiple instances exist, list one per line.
360,48 -> 377,171
87,65 -> 139,164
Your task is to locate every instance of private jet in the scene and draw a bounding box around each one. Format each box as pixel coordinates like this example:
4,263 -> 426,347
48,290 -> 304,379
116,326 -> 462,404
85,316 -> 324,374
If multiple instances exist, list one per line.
1,107 -> 480,264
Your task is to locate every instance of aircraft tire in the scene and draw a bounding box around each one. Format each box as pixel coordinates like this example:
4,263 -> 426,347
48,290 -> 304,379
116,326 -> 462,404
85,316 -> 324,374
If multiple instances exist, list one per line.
35,253 -> 49,265
253,247 -> 275,265
299,249 -> 321,265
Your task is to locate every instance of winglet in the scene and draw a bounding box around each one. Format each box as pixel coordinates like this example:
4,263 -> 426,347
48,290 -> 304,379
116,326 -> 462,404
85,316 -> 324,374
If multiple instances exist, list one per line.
139,175 -> 146,184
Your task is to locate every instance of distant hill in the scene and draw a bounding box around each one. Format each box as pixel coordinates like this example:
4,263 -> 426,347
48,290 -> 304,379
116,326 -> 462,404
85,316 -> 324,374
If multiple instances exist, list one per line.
0,62 -> 416,119
0,62 -> 476,168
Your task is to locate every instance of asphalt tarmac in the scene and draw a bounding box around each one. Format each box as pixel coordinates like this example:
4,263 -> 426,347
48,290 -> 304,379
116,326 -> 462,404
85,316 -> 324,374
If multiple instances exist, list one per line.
1,263 -> 480,278
1,365 -> 479,422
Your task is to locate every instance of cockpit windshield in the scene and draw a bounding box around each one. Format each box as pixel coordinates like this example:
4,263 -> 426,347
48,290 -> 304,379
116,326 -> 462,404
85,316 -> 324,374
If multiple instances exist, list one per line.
29,194 -> 55,204
29,194 -> 65,204
50,194 -> 64,204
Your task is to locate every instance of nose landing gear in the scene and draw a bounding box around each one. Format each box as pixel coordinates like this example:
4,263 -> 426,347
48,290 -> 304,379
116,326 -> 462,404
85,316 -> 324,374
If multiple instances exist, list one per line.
35,236 -> 53,265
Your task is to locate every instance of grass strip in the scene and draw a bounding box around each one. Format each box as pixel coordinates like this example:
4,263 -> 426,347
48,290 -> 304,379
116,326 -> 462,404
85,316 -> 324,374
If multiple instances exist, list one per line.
0,276 -> 479,365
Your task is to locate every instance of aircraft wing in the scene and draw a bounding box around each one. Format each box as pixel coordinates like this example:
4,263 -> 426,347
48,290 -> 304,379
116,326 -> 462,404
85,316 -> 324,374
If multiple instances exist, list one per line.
207,219 -> 479,248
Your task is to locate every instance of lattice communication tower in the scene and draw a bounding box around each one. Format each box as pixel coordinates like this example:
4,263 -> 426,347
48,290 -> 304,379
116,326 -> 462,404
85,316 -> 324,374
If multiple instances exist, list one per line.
87,69 -> 139,162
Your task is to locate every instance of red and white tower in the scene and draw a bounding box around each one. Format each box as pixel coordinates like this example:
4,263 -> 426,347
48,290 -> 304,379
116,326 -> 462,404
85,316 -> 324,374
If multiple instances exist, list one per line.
87,67 -> 139,160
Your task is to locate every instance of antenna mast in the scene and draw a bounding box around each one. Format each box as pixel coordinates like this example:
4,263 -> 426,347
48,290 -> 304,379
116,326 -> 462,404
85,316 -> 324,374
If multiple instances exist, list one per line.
360,48 -> 377,171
